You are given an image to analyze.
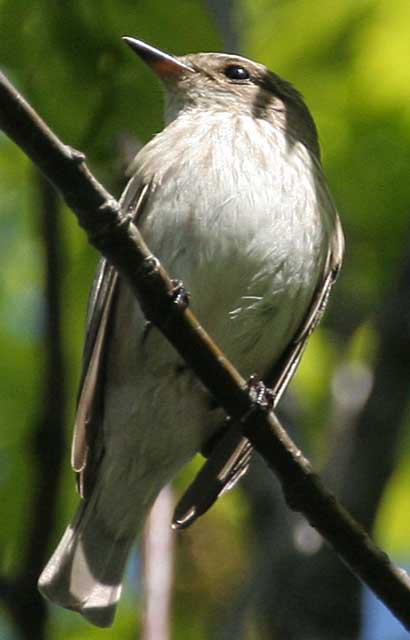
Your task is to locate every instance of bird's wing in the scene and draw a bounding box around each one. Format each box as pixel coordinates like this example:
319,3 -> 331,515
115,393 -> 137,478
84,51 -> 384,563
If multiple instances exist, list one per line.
71,179 -> 150,498
173,213 -> 345,529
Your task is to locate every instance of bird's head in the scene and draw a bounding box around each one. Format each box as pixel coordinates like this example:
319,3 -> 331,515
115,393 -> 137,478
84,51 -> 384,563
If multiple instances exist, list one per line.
123,37 -> 320,157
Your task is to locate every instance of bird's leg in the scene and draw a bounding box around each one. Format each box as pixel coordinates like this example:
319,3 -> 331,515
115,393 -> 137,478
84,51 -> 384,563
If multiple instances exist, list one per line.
169,279 -> 190,309
201,376 -> 274,458
202,376 -> 275,456
244,374 -> 275,414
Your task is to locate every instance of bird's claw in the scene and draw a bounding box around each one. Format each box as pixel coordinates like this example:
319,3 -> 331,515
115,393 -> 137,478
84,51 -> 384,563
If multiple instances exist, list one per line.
169,279 -> 190,309
244,375 -> 275,416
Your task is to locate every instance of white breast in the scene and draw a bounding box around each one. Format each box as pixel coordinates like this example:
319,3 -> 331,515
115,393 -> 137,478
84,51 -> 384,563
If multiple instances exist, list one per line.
133,110 -> 329,373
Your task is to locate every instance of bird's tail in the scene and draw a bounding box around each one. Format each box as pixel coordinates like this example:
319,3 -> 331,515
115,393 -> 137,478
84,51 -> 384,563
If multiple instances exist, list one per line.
38,495 -> 134,628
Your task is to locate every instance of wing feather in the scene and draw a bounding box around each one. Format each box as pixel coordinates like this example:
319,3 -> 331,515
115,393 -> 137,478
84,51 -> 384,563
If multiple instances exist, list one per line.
71,181 -> 150,497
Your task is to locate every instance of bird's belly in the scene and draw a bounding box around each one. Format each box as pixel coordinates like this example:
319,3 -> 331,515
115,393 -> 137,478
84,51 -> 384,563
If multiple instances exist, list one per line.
98,135 -> 328,534
133,111 -> 327,380
98,219 -> 320,536
141,180 -> 324,377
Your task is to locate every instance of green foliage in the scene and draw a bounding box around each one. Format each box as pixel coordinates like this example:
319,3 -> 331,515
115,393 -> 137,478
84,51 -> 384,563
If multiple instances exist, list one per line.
1,1 -> 410,638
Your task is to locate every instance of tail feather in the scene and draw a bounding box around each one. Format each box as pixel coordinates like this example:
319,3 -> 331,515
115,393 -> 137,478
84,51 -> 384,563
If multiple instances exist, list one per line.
38,499 -> 133,628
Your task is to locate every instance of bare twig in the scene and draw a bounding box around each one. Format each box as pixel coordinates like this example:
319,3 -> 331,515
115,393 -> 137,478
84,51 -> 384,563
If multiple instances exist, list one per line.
205,0 -> 240,53
142,486 -> 175,640
1,71 -> 410,630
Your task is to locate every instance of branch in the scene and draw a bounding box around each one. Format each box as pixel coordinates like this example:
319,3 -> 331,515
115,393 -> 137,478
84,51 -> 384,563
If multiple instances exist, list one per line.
142,486 -> 175,640
205,0 -> 240,53
1,71 -> 410,630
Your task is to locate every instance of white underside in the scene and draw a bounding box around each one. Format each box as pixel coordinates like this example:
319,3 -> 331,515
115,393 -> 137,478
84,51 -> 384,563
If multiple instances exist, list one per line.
97,110 -> 333,536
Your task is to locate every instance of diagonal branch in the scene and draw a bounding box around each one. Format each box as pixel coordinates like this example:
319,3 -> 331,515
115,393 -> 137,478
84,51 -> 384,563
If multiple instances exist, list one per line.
1,70 -> 410,630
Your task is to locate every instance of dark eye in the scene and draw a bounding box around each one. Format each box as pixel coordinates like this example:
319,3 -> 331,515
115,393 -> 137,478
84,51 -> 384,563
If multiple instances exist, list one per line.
224,65 -> 250,81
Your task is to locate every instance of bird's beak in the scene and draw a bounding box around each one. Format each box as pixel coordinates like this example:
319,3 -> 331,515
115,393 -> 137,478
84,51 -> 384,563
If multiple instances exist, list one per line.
122,37 -> 194,80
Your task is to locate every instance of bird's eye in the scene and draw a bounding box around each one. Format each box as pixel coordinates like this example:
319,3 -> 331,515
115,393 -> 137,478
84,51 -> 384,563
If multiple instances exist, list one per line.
224,65 -> 250,81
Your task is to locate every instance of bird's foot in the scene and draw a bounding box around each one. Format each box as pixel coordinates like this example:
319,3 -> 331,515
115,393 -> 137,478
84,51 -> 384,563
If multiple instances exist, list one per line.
245,374 -> 275,415
169,279 -> 190,309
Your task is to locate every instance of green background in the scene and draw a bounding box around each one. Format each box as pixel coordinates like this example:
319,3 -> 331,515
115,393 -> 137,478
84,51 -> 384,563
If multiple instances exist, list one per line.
1,1 -> 410,638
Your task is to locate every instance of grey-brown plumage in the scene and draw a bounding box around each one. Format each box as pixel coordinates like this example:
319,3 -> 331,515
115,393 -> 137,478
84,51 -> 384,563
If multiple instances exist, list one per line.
38,38 -> 344,627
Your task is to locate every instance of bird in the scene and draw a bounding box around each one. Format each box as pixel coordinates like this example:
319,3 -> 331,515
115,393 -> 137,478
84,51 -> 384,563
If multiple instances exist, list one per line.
38,36 -> 344,627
